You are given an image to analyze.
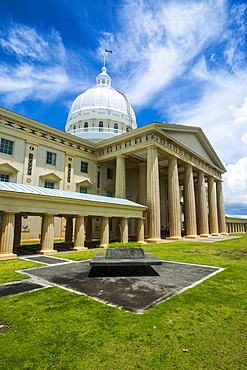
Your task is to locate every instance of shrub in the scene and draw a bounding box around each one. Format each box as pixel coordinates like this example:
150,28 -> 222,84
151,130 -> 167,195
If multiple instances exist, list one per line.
108,242 -> 142,248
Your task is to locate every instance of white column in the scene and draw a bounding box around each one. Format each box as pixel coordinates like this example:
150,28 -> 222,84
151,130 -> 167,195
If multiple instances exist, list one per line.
39,214 -> 57,255
216,181 -> 227,235
167,157 -> 182,240
120,217 -> 128,243
14,214 -> 22,247
0,212 -> 17,259
184,165 -> 198,238
85,217 -> 92,242
115,155 -> 126,198
72,215 -> 87,251
146,146 -> 161,242
65,216 -> 73,243
138,163 -> 148,238
136,218 -> 145,244
197,172 -> 209,237
100,216 -> 109,248
208,177 -> 219,235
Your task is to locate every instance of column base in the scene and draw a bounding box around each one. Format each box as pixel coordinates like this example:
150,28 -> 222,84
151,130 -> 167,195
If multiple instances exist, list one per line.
210,233 -> 219,236
200,234 -> 209,237
166,236 -> 183,241
39,249 -> 58,255
0,253 -> 17,260
185,235 -> 200,239
137,240 -> 147,244
70,246 -> 88,251
146,238 -> 164,243
220,232 -> 227,235
98,244 -> 108,249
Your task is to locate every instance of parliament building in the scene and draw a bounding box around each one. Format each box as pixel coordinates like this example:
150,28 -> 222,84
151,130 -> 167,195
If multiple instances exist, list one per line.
0,67 -> 230,259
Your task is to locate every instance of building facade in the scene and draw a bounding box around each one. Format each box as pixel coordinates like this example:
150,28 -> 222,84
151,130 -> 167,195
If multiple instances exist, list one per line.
0,67 -> 230,257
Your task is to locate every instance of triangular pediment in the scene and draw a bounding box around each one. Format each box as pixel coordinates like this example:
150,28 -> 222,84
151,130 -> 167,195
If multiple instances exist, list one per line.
155,123 -> 226,172
40,172 -> 62,183
76,179 -> 93,188
0,162 -> 19,174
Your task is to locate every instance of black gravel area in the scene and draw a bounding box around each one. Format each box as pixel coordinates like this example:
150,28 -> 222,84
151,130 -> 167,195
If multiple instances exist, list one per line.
17,260 -> 222,313
0,281 -> 45,298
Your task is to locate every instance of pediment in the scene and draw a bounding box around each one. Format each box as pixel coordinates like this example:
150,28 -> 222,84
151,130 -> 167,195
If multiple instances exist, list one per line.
0,162 -> 19,174
40,172 -> 62,183
155,123 -> 226,172
76,179 -> 93,188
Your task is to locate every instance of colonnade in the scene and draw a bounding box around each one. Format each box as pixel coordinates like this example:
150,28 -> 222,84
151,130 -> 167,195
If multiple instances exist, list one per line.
0,212 -> 145,258
115,148 -> 227,241
226,222 -> 246,234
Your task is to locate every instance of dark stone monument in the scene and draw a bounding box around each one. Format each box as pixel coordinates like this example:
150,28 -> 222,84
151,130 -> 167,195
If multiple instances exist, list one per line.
90,248 -> 162,268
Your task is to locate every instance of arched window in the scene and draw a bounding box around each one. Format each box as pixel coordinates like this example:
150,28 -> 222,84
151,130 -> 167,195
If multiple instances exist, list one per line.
73,125 -> 76,132
84,122 -> 88,131
114,123 -> 118,133
99,121 -> 104,132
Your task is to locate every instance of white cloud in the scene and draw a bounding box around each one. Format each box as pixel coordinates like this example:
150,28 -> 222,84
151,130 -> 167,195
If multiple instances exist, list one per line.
0,24 -> 66,63
99,0 -> 227,106
223,157 -> 247,214
228,97 -> 247,125
0,23 -> 90,107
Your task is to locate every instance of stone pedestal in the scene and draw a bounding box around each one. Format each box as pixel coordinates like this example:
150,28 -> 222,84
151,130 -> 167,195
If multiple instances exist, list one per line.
0,212 -> 17,259
72,215 -> 87,251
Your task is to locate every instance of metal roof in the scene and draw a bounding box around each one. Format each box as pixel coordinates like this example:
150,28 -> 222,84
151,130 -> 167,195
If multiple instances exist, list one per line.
0,182 -> 146,209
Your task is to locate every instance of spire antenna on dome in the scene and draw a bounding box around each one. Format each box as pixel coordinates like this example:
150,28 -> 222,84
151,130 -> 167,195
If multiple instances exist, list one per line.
103,47 -> 113,68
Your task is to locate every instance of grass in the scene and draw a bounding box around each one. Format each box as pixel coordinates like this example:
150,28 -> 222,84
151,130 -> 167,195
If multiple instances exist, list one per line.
0,234 -> 247,369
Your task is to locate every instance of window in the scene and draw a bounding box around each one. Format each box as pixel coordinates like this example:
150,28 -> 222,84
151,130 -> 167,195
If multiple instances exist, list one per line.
114,123 -> 118,132
107,168 -> 113,180
84,122 -> 88,131
107,191 -> 113,197
0,138 -> 14,155
81,161 -> 88,173
99,121 -> 104,132
45,181 -> 54,189
46,152 -> 56,166
0,173 -> 10,182
80,187 -> 87,194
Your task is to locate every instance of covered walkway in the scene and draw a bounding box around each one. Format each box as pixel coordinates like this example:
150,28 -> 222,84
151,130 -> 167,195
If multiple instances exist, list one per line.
0,182 -> 146,259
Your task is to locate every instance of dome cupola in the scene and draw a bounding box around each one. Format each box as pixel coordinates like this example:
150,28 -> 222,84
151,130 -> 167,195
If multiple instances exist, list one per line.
65,67 -> 137,143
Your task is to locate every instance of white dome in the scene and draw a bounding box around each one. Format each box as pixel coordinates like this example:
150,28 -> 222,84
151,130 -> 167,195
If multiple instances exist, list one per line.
65,67 -> 137,143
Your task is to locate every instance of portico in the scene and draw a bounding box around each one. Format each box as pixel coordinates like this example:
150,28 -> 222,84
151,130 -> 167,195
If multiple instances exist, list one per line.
0,183 -> 146,259
96,123 -> 227,240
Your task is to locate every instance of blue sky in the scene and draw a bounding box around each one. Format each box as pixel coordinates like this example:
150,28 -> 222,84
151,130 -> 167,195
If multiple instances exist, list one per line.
0,0 -> 246,216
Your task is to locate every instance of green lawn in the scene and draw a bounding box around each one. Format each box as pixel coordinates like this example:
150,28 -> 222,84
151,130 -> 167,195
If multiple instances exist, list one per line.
0,235 -> 247,370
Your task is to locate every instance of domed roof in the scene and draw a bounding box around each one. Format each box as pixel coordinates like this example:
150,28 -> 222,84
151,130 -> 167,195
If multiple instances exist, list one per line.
66,67 -> 136,129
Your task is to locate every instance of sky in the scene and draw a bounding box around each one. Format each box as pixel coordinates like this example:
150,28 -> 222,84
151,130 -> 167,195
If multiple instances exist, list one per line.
0,0 -> 246,216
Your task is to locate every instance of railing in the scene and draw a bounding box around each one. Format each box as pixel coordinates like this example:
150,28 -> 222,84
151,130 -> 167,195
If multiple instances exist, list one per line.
68,127 -> 127,135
